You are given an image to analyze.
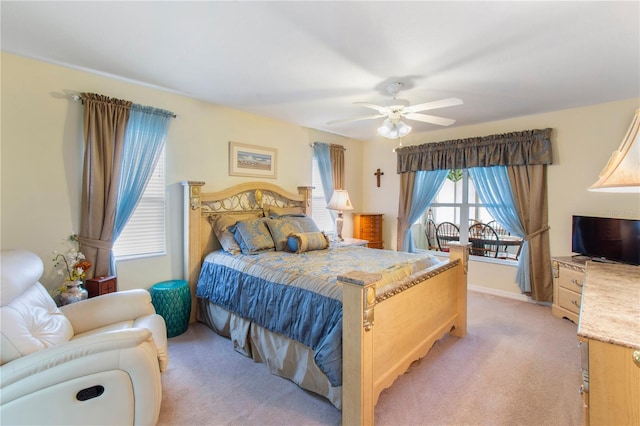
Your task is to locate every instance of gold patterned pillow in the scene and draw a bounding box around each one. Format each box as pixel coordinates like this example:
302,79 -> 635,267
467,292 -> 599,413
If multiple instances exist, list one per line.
284,215 -> 321,233
213,213 -> 262,254
263,204 -> 305,218
286,232 -> 330,254
232,217 -> 275,254
266,217 -> 303,251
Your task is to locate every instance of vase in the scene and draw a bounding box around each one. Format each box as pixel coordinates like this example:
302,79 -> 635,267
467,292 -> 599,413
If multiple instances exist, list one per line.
60,281 -> 89,305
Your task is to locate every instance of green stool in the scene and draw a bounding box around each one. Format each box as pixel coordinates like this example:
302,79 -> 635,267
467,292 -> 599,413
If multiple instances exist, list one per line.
150,280 -> 191,338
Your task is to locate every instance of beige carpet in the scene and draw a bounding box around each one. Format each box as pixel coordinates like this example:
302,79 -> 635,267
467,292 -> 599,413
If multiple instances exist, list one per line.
157,291 -> 583,426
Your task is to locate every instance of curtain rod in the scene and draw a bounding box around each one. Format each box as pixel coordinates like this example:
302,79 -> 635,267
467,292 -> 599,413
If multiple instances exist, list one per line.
309,142 -> 347,151
71,95 -> 180,119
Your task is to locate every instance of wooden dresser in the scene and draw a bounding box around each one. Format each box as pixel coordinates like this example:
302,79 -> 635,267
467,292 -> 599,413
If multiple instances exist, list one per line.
577,262 -> 640,426
551,256 -> 586,324
352,213 -> 383,249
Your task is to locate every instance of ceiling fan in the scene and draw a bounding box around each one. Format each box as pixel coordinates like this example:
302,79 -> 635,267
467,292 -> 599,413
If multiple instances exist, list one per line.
327,82 -> 463,139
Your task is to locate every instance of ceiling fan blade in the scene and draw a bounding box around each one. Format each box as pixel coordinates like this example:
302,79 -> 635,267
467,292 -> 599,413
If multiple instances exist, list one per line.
353,102 -> 391,114
404,112 -> 456,126
403,97 -> 463,113
326,113 -> 386,125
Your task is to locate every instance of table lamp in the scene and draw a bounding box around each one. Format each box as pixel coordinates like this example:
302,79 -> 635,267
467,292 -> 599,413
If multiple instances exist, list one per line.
327,189 -> 354,241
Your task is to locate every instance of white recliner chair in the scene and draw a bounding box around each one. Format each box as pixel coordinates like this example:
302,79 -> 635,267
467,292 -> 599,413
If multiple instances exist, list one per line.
0,249 -> 169,425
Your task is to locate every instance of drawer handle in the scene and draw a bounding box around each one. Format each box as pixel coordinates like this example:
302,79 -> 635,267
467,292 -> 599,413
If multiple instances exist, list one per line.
571,300 -> 580,308
634,350 -> 640,368
571,278 -> 584,287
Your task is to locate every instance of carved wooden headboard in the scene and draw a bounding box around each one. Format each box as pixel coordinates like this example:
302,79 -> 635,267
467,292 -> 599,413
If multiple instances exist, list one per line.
181,181 -> 313,321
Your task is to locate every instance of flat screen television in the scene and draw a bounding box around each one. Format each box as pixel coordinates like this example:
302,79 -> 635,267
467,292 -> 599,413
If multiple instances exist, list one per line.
571,215 -> 640,266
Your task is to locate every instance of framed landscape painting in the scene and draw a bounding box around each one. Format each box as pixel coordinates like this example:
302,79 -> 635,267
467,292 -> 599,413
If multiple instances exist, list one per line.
228,142 -> 277,179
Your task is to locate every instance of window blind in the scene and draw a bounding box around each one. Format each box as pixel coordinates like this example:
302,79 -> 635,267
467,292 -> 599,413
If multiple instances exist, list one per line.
113,149 -> 166,259
311,157 -> 335,234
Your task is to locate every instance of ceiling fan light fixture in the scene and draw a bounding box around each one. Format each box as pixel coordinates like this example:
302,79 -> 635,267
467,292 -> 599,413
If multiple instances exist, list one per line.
378,119 -> 411,139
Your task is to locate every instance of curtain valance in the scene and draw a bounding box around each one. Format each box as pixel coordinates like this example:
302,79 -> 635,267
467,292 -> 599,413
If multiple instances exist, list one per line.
80,93 -> 175,118
396,128 -> 553,173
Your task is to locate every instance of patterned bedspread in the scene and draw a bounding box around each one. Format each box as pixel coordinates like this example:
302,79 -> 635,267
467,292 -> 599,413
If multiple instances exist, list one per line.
196,246 -> 441,386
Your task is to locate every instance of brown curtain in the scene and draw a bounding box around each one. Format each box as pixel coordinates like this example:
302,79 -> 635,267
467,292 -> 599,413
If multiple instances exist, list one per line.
77,93 -> 132,277
508,165 -> 553,301
396,171 -> 417,251
330,144 -> 345,189
395,128 -> 554,301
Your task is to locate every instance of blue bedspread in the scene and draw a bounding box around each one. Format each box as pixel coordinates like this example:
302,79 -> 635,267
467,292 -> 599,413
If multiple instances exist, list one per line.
196,246 -> 439,386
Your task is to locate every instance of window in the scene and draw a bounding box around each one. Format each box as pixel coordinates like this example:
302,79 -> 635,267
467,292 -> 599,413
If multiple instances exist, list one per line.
426,170 -> 494,226
113,149 -> 166,259
420,169 -> 498,252
311,156 -> 335,234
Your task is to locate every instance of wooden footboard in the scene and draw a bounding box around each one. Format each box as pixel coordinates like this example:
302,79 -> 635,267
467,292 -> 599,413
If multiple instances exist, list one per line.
340,243 -> 469,426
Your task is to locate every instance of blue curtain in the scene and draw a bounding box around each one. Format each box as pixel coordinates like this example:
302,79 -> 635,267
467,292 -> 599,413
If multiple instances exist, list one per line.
403,170 -> 448,252
313,142 -> 336,221
112,104 -> 173,272
469,166 -> 530,293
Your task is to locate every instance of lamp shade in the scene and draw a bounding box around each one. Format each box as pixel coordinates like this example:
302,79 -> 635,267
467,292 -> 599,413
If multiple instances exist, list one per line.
377,119 -> 411,139
327,190 -> 354,211
588,108 -> 640,193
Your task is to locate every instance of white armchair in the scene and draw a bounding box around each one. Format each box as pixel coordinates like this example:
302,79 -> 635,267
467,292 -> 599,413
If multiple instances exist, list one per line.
0,249 -> 168,425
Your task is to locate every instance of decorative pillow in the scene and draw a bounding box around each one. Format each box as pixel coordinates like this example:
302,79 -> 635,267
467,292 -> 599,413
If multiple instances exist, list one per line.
266,217 -> 303,251
264,204 -> 305,218
284,215 -> 321,233
213,213 -> 262,254
232,217 -> 275,254
286,232 -> 330,254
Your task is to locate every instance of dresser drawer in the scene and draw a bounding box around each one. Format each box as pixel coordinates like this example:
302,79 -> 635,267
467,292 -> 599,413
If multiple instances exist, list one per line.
558,267 -> 584,293
558,286 -> 581,314
360,216 -> 382,225
551,258 -> 585,324
359,223 -> 380,232
358,230 -> 380,239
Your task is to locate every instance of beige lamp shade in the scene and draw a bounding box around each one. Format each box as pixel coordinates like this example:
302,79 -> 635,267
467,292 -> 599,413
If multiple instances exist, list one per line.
588,108 -> 640,193
327,190 -> 354,212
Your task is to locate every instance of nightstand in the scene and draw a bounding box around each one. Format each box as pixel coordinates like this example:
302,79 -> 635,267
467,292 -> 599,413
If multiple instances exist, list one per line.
85,275 -> 118,298
332,237 -> 369,248
353,213 -> 384,249
551,257 -> 585,324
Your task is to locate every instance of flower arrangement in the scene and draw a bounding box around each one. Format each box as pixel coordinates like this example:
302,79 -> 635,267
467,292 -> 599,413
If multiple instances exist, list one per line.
52,234 -> 91,294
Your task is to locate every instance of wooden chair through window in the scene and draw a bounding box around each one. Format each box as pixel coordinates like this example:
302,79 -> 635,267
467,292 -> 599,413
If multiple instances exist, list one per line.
468,222 -> 500,258
425,218 -> 438,250
435,222 -> 460,252
487,220 -> 521,260
487,220 -> 510,251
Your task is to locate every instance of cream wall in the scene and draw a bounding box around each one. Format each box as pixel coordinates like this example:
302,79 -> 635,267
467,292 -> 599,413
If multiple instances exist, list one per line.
0,53 -> 363,293
2,52 -> 638,299
361,97 -> 640,297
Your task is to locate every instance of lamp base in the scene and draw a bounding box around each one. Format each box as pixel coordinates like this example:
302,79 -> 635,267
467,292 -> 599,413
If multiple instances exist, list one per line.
335,212 -> 344,242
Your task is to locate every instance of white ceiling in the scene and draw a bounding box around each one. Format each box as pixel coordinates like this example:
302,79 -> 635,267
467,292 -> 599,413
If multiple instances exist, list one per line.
2,1 -> 639,141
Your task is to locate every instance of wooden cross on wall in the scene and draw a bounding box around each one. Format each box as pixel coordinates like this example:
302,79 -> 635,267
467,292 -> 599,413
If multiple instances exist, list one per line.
374,168 -> 384,187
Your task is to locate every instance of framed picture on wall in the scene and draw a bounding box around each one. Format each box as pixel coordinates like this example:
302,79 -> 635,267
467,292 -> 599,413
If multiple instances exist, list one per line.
228,142 -> 278,179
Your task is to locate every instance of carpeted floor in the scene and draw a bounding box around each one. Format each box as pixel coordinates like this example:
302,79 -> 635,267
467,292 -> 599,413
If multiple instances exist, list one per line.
157,291 -> 583,426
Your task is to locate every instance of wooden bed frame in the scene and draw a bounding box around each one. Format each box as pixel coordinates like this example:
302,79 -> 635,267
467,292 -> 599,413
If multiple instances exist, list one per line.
182,181 -> 469,425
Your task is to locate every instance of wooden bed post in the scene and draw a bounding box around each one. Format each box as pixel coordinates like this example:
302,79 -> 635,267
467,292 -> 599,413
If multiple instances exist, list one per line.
182,180 -> 205,323
447,242 -> 470,337
340,271 -> 382,426
297,186 -> 313,216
